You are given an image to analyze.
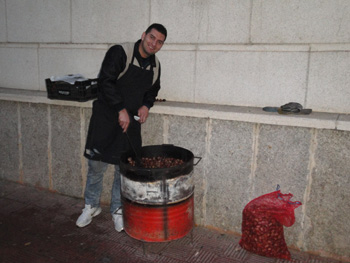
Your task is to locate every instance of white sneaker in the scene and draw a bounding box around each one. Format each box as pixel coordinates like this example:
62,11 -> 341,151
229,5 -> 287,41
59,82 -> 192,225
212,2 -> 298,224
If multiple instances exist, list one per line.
76,204 -> 102,227
112,207 -> 124,232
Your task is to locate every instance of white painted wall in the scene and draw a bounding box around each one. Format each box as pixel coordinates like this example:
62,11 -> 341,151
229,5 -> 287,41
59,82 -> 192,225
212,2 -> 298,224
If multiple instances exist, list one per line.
0,0 -> 349,113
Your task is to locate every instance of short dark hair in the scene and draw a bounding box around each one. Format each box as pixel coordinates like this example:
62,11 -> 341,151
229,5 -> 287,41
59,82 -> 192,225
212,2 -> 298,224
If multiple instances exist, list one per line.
145,23 -> 167,41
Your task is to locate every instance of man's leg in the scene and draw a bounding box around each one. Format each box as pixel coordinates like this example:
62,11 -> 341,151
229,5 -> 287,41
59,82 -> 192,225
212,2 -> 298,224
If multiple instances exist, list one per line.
111,165 -> 123,232
84,159 -> 108,207
110,165 -> 122,213
76,159 -> 108,227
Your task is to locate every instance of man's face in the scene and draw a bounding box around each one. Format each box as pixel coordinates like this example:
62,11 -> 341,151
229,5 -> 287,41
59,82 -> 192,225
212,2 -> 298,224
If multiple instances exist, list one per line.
139,28 -> 165,58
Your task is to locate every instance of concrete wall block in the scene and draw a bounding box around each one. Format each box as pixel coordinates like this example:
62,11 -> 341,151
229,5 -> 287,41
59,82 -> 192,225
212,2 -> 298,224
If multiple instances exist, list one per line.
196,51 -> 308,107
255,124 -> 311,198
7,0 -> 71,42
166,115 -> 207,225
79,108 -> 92,198
206,119 -> 254,232
50,105 -> 83,197
0,0 -> 6,42
72,0 -> 149,43
83,107 -> 92,140
39,46 -> 106,91
337,114 -> 350,131
304,129 -> 350,257
251,0 -> 350,44
151,0 -> 251,44
157,50 -> 196,102
166,116 -> 207,160
21,103 -> 50,188
0,101 -> 19,181
307,51 -> 350,114
255,124 -> 311,246
0,46 -> 39,90
141,113 -> 164,146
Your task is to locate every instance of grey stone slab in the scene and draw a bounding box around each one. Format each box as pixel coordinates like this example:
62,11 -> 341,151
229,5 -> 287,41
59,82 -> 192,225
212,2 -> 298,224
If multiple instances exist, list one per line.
141,113 -> 164,146
251,0 -> 350,44
156,51 -> 196,103
195,51 -> 308,108
83,107 -> 92,141
255,124 -> 311,197
72,0 -> 149,43
308,52 -> 350,114
82,108 -> 92,174
0,101 -> 19,181
167,115 -> 207,158
152,0 -> 251,44
337,114 -> 350,131
0,46 -> 39,90
167,115 -> 207,225
255,124 -> 311,247
206,119 -> 255,232
21,103 -> 50,188
304,129 -> 350,257
50,105 -> 83,197
0,0 -> 6,42
7,0 -> 71,42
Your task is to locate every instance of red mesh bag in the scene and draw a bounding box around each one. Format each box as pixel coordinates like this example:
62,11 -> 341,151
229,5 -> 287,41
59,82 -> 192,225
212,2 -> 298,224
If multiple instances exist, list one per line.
239,188 -> 302,260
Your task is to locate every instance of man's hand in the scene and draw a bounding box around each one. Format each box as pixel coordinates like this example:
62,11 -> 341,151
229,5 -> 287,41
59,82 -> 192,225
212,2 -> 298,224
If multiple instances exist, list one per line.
118,109 -> 130,133
137,106 -> 149,124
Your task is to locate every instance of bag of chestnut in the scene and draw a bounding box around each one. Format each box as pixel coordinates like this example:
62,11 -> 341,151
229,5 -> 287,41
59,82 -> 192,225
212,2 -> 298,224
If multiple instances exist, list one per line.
239,187 -> 302,260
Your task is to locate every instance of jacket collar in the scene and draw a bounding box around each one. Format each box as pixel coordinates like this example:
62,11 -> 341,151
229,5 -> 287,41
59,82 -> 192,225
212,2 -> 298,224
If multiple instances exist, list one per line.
134,40 -> 156,68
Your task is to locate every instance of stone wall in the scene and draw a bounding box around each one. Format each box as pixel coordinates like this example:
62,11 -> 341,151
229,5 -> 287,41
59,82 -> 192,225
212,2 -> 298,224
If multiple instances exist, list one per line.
1,93 -> 349,261
1,0 -> 350,261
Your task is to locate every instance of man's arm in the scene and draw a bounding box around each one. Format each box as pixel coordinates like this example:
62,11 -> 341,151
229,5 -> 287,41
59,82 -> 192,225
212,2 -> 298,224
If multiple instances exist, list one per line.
98,45 -> 127,112
98,45 -> 131,132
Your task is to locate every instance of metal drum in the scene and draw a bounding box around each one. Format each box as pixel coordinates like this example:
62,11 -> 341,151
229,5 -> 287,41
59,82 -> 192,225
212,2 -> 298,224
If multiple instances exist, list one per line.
120,144 -> 200,242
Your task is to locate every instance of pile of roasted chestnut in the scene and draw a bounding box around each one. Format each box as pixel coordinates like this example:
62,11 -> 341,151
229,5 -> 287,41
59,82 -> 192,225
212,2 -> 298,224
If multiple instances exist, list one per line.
128,156 -> 184,168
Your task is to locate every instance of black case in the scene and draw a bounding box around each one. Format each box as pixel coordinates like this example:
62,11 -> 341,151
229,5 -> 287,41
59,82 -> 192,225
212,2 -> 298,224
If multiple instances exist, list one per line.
45,78 -> 98,102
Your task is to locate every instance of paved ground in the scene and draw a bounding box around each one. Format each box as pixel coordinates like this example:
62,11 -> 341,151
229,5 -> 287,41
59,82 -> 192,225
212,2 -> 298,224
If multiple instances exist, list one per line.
0,179 -> 344,263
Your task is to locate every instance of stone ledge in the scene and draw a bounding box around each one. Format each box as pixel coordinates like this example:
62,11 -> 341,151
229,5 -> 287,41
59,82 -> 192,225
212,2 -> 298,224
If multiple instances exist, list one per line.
0,87 -> 93,108
1,88 -> 349,132
152,101 -> 349,131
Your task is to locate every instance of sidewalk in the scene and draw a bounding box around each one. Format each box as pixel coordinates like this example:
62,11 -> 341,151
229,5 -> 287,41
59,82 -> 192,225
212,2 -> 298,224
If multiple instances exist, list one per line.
0,179 -> 343,263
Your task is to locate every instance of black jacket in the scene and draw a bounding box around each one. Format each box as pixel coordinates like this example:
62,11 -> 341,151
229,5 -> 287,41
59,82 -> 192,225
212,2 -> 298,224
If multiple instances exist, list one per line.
84,41 -> 161,164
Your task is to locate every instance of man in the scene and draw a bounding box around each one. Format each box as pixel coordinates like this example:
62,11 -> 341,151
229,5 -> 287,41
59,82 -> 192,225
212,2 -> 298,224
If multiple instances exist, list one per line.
76,24 -> 167,231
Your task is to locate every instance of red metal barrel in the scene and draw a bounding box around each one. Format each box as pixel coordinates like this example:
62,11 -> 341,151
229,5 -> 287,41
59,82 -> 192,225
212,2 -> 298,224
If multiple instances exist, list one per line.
122,195 -> 194,242
120,145 -> 198,242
